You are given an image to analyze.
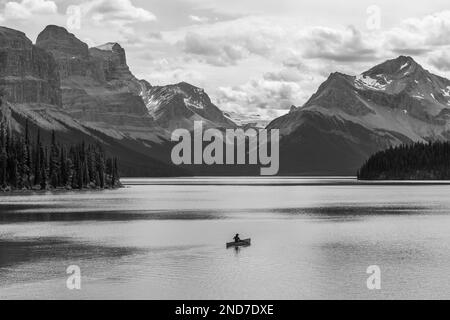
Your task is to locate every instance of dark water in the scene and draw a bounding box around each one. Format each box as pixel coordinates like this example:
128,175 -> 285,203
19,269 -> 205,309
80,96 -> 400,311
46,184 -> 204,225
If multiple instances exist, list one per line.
1,177 -> 450,299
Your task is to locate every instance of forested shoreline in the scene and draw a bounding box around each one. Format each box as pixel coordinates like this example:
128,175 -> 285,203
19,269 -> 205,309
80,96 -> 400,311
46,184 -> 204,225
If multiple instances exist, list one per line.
357,141 -> 450,180
0,120 -> 121,192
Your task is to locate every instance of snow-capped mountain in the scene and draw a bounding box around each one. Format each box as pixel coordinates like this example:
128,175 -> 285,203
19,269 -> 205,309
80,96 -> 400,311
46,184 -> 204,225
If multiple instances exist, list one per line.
5,23 -> 449,177
223,110 -> 271,129
144,81 -> 237,131
268,56 -> 450,175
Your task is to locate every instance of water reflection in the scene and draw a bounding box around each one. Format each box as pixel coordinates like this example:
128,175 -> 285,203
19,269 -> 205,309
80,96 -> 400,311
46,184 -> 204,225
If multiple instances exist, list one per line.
1,178 -> 450,299
0,205 -> 433,223
1,237 -> 143,265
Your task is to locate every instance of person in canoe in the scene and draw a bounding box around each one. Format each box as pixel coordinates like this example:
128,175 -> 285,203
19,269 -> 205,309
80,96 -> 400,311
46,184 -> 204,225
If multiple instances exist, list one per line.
233,234 -> 241,243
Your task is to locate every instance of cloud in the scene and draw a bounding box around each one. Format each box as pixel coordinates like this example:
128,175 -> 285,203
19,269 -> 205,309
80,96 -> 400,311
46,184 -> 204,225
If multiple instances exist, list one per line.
300,26 -> 378,62
176,16 -> 385,70
81,0 -> 156,27
1,0 -> 57,20
175,16 -> 285,66
189,15 -> 209,23
402,11 -> 450,47
428,49 -> 450,72
60,0 -> 158,46
182,32 -> 248,66
385,11 -> 450,55
216,75 -> 315,119
148,31 -> 163,40
263,68 -> 312,83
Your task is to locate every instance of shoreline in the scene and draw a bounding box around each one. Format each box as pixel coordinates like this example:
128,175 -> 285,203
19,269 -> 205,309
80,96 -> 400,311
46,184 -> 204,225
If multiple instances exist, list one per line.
0,185 -> 125,195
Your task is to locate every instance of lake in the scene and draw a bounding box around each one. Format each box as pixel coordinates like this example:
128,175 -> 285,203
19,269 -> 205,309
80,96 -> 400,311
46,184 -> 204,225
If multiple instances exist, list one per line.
1,177 -> 450,299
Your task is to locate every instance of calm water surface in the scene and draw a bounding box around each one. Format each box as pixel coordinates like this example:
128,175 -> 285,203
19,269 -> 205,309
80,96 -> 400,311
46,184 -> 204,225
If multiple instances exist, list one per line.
1,177 -> 450,299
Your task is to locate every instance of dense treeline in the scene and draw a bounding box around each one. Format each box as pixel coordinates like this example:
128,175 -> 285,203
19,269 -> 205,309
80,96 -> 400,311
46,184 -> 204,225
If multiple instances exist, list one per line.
357,141 -> 450,180
0,119 -> 121,191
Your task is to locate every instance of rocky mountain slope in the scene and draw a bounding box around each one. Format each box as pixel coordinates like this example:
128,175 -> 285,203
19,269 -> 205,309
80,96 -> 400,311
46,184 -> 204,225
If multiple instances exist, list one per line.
268,56 -> 450,175
0,26 -> 183,177
144,81 -> 237,131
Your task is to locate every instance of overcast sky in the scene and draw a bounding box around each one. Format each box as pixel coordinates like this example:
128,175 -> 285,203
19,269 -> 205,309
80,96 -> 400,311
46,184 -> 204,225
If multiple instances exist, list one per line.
2,0 -> 450,119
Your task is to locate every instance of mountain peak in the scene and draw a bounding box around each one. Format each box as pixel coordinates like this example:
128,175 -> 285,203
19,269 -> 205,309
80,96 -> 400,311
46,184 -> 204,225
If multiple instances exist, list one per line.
40,25 -> 69,35
90,42 -> 128,67
94,42 -> 123,52
0,26 -> 27,39
363,55 -> 422,78
36,25 -> 88,57
0,26 -> 31,47
176,81 -> 202,89
327,71 -> 350,80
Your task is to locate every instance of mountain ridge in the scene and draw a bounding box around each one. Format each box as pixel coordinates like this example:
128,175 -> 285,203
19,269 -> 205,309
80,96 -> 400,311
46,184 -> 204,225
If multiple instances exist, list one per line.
4,23 -> 450,176
268,55 -> 450,175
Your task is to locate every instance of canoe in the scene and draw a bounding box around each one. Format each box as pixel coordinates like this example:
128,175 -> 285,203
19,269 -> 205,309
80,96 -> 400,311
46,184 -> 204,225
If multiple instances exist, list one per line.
226,238 -> 251,248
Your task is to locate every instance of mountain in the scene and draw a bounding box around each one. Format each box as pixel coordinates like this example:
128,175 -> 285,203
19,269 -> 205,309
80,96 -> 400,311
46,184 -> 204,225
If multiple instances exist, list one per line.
223,110 -> 270,129
0,26 -> 183,177
0,26 -> 85,137
9,24 -> 446,177
268,56 -> 450,175
35,25 -> 166,143
34,25 -> 239,173
144,81 -> 237,131
1,25 -> 240,176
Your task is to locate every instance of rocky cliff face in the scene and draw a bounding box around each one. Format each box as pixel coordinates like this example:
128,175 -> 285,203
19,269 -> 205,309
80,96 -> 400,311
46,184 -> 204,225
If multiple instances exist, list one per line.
35,25 -> 163,142
0,26 -> 61,106
0,26 -> 184,177
36,25 -> 89,58
35,25 -> 102,81
90,42 -> 133,82
268,56 -> 450,175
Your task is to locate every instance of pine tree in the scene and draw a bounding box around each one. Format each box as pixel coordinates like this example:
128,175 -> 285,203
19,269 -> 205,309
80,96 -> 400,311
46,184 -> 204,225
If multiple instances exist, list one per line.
33,130 -> 41,186
0,122 -> 7,188
0,122 -> 120,191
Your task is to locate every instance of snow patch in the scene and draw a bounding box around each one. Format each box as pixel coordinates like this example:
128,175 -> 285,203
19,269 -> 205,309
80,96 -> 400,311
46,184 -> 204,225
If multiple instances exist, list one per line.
184,98 -> 204,109
355,74 -> 391,91
146,94 -> 162,111
442,86 -> 450,97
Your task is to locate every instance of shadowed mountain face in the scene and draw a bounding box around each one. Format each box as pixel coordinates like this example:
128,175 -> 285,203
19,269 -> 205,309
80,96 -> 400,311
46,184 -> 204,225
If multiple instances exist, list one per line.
0,27 -> 61,106
35,25 -> 166,143
268,56 -> 450,175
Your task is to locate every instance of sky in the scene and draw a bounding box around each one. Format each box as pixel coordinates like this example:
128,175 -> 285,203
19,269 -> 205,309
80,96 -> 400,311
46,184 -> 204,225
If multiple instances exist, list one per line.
2,0 -> 450,119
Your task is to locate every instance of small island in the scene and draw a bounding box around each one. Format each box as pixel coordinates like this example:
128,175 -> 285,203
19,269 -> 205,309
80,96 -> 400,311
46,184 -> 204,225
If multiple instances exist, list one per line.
0,120 -> 120,192
357,141 -> 450,180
